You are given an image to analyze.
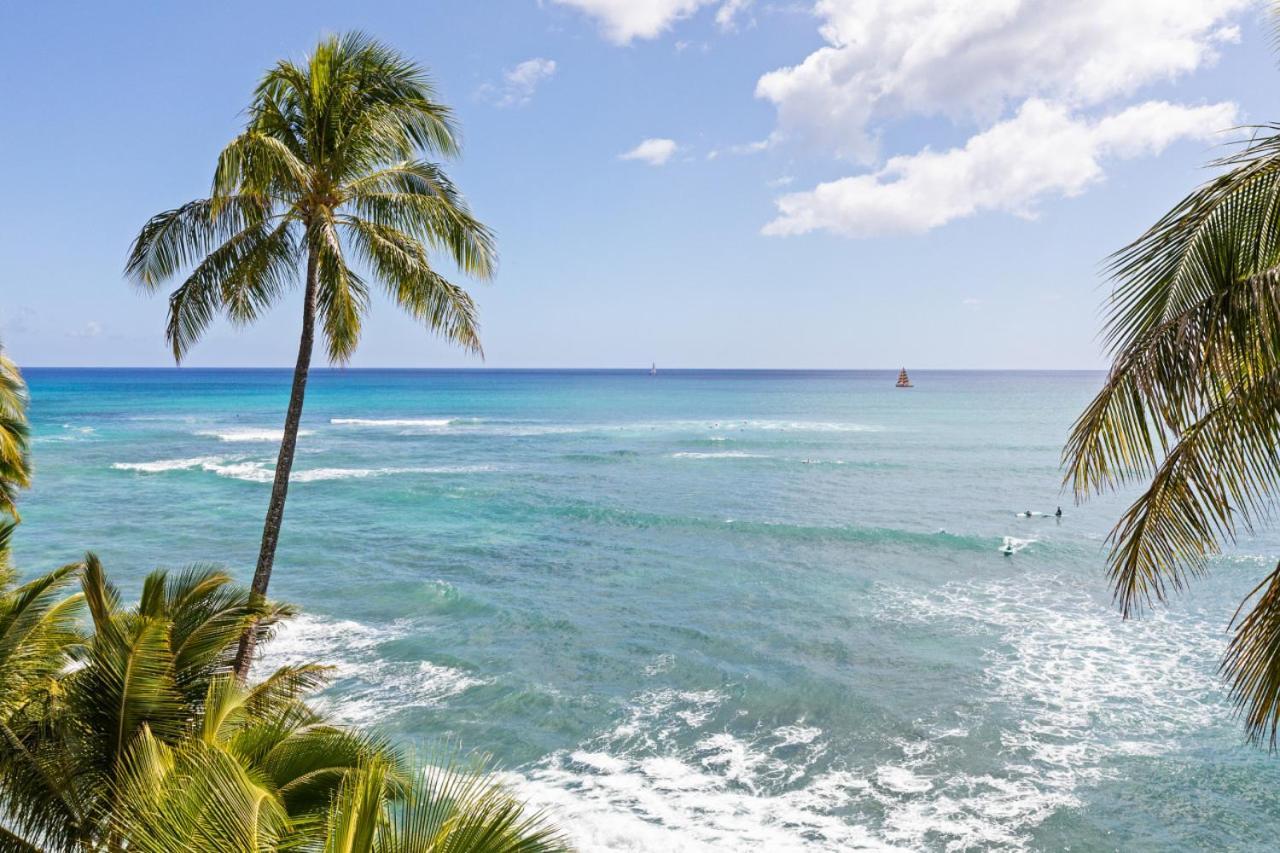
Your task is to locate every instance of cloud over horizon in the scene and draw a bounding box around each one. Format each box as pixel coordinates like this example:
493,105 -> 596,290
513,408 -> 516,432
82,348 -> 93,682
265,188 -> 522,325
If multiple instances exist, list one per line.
755,0 -> 1254,237
763,99 -> 1239,237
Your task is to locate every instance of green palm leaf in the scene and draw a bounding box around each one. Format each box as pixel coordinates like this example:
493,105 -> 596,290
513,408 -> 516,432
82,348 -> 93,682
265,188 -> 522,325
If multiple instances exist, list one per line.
1066,123 -> 1280,745
0,343 -> 31,522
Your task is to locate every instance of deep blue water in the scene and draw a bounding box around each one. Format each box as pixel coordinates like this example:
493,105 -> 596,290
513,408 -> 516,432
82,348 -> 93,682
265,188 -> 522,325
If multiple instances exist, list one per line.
12,368 -> 1280,851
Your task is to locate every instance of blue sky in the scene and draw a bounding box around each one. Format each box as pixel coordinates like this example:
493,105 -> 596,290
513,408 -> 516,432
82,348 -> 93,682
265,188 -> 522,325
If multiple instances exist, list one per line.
1,0 -> 1275,369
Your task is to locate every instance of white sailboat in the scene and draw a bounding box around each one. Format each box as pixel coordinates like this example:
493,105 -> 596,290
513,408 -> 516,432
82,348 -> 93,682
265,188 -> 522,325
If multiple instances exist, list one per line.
650,362 -> 657,376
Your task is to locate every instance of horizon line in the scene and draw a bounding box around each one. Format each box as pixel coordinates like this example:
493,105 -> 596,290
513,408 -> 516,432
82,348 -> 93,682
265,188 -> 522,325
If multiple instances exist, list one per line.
19,365 -> 1109,373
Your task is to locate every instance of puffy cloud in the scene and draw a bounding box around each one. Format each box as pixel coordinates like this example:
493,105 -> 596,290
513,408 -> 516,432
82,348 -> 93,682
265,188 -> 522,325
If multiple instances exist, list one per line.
620,138 -> 680,165
68,320 -> 103,339
550,0 -> 748,43
763,99 -> 1238,237
756,0 -> 1253,161
483,58 -> 557,108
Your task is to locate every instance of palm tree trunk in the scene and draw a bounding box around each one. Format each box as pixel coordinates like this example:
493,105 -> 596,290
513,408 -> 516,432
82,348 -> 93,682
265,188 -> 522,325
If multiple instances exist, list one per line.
233,247 -> 319,680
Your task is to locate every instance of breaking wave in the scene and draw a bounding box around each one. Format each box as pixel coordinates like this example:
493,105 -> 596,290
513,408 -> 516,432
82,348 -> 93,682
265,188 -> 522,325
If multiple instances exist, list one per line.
195,427 -> 315,442
113,457 -> 494,483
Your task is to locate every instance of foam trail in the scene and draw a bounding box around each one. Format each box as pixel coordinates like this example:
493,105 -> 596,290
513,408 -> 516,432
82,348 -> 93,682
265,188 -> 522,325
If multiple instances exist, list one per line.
331,417 -> 454,427
255,613 -> 485,727
873,573 -> 1230,849
671,451 -> 769,460
112,458 -> 494,483
196,427 -> 314,442
113,456 -> 224,473
999,536 -> 1035,555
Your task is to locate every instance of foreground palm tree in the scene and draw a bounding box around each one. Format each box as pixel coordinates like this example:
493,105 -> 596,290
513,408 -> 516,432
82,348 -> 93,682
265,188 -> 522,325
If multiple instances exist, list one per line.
0,341 -> 31,521
126,33 -> 496,678
0,551 -> 565,852
1064,126 -> 1280,747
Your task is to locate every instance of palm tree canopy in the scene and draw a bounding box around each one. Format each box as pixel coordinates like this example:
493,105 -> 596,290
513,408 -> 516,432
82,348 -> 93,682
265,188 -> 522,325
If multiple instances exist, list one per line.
125,31 -> 496,363
0,553 -> 567,852
0,342 -> 31,521
0,555 -> 386,850
1064,127 -> 1280,746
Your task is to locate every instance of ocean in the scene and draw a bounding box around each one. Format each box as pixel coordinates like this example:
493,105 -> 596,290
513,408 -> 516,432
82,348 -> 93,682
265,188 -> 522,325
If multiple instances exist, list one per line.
12,368 -> 1280,851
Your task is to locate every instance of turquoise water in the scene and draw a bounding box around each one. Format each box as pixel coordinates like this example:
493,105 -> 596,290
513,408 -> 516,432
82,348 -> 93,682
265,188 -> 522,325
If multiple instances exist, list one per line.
13,368 -> 1280,851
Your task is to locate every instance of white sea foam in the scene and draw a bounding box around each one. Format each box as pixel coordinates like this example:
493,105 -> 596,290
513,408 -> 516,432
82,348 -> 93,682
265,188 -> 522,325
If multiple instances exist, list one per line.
290,465 -> 495,483
671,451 -> 769,460
334,417 -> 882,437
35,424 -> 97,443
507,688 -> 896,851
872,573 -> 1230,849
331,417 -> 454,427
256,613 -> 485,727
113,456 -> 225,474
112,457 -> 493,483
999,536 -> 1035,555
196,427 -> 314,442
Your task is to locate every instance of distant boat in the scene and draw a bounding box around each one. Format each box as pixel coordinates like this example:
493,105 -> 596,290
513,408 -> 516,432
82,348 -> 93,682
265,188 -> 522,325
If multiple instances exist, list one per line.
896,367 -> 913,388
650,362 -> 657,376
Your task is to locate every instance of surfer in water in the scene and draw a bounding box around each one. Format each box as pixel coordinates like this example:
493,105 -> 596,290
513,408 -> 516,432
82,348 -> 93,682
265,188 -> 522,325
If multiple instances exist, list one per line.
1055,506 -> 1062,518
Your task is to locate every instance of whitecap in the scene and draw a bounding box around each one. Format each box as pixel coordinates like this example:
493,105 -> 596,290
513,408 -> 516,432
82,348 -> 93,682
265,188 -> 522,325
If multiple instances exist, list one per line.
671,451 -> 769,460
331,417 -> 454,427
196,427 -> 314,442
289,465 -> 496,482
35,424 -> 97,443
113,458 -> 494,484
255,613 -> 485,727
112,456 -> 226,474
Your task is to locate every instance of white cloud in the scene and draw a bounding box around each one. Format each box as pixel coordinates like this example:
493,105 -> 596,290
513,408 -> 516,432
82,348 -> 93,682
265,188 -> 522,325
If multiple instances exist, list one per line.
756,0 -> 1253,161
763,99 -> 1238,237
620,138 -> 679,165
551,0 -> 748,43
483,57 -> 557,108
68,320 -> 103,339
715,0 -> 753,30
709,137 -> 772,159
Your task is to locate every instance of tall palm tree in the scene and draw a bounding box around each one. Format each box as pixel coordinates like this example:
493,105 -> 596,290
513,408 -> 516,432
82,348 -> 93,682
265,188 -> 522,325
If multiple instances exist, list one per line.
125,33 -> 496,678
1064,124 -> 1280,747
0,341 -> 31,522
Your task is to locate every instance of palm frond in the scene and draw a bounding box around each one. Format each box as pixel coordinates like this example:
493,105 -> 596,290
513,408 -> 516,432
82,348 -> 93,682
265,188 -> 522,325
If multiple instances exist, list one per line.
1223,562 -> 1280,747
376,753 -> 569,853
343,217 -> 482,355
113,727 -> 293,853
322,757 -> 391,853
345,159 -> 496,279
315,219 -> 369,363
0,345 -> 31,521
1066,118 -> 1280,745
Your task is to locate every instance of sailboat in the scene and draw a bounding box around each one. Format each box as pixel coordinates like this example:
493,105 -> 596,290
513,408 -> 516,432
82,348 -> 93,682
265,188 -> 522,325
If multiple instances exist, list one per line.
895,367 -> 913,388
650,362 -> 657,376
